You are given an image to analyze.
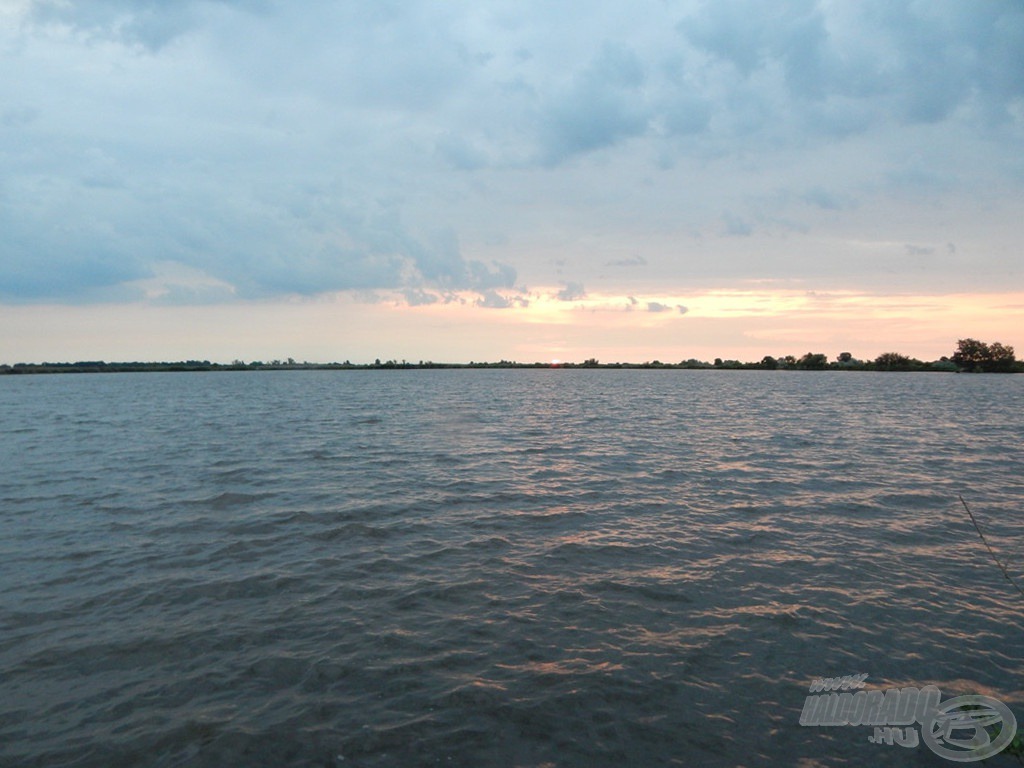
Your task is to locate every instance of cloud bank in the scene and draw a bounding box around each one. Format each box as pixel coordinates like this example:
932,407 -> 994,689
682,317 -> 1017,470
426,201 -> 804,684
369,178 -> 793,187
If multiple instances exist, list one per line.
1,0 -> 1022,307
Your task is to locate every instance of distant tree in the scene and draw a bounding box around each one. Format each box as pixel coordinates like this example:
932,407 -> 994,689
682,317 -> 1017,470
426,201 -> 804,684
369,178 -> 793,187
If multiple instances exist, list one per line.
987,342 -> 1016,372
837,351 -> 853,364
952,338 -> 990,371
713,358 -> 723,367
581,357 -> 599,367
780,355 -> 797,368
797,352 -> 828,370
760,355 -> 778,370
952,338 -> 1016,372
874,352 -> 916,371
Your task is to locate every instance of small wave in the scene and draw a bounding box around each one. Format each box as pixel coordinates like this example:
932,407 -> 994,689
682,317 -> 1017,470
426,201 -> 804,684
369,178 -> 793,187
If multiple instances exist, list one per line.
189,491 -> 276,510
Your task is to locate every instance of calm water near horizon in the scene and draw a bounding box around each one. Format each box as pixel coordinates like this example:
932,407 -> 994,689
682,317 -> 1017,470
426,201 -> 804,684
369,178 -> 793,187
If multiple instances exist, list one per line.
1,369 -> 1022,767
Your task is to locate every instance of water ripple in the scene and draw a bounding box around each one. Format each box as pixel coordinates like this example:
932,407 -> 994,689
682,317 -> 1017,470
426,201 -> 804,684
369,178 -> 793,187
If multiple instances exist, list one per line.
0,370 -> 1021,766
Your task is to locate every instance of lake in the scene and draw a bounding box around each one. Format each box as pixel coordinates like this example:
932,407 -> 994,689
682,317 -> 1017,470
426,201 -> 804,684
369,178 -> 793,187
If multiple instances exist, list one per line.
1,370 -> 1022,766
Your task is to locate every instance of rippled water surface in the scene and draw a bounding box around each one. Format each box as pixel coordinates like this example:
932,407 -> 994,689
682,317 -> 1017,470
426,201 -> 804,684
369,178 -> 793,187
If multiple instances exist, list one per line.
1,370 -> 1022,767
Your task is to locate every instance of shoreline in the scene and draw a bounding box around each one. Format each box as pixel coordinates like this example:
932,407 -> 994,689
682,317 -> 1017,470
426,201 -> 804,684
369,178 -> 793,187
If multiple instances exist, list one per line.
2,360 -> 1020,374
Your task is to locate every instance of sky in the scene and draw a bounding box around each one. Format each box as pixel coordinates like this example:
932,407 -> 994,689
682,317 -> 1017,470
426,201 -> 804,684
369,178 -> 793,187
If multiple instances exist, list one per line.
1,0 -> 1022,364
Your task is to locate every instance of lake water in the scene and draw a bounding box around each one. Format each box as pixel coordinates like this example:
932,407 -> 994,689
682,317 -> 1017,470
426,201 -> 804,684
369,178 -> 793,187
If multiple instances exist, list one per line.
1,370 -> 1022,767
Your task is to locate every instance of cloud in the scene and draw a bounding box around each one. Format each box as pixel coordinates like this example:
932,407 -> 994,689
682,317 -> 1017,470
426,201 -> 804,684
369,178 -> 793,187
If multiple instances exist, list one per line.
675,0 -> 1024,147
122,261 -> 236,305
681,0 -> 787,78
905,244 -> 935,256
0,197 -> 152,301
605,255 -> 647,267
557,281 -> 587,301
25,0 -> 204,51
641,300 -> 687,315
801,187 -> 846,211
0,147 -> 518,301
403,288 -> 440,307
1,106 -> 39,128
539,42 -> 649,165
407,229 -> 516,292
467,260 -> 517,291
659,90 -> 712,137
1,0 -> 1022,310
722,211 -> 752,237
436,133 -> 487,171
475,290 -> 527,309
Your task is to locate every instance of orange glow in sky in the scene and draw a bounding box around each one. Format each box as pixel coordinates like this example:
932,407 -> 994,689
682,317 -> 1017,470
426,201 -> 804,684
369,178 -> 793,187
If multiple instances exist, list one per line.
2,287 -> 1020,365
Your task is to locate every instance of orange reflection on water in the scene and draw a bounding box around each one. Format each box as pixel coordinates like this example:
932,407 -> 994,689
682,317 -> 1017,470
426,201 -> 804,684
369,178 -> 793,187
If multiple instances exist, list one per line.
496,659 -> 625,676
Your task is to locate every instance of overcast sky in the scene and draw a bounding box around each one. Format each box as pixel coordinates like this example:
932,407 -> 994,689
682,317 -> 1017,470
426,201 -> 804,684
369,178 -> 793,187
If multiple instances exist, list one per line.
1,0 -> 1022,363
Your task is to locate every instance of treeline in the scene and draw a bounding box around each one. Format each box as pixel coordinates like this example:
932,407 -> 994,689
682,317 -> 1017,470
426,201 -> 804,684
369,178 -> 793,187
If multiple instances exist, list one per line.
1,339 -> 1018,374
0,360 -> 336,374
683,337 -> 1018,372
